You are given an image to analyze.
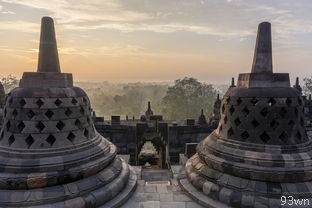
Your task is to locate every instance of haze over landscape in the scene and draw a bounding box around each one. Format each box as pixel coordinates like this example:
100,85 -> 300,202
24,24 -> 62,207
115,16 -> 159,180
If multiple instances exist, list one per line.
0,0 -> 311,84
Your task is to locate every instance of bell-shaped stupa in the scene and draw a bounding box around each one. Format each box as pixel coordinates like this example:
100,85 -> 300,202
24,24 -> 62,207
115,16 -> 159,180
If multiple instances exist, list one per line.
0,16 -> 136,207
179,22 -> 312,207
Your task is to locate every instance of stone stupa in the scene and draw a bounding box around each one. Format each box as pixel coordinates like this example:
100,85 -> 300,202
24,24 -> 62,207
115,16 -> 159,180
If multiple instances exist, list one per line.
0,82 -> 5,125
0,16 -> 136,208
145,101 -> 154,119
179,22 -> 312,207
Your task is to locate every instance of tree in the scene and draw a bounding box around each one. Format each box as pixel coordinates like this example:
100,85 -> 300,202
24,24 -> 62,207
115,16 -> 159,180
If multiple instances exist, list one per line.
303,76 -> 312,96
161,77 -> 217,120
0,75 -> 18,93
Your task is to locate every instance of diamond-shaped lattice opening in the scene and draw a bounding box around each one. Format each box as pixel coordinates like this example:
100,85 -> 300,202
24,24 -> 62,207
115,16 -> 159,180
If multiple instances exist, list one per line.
19,99 -> 26,107
12,109 -> 18,117
229,105 -> 235,115
36,99 -> 44,108
74,119 -> 82,128
27,110 -> 35,119
67,132 -> 75,142
286,98 -> 292,106
288,120 -> 295,126
87,117 -> 90,124
234,118 -> 241,126
227,127 -> 234,137
297,131 -> 302,141
36,121 -> 45,132
268,97 -> 276,107
6,121 -> 11,130
56,121 -> 65,131
279,108 -> 287,118
270,120 -> 279,129
25,135 -> 34,148
71,98 -> 78,105
17,122 -> 25,132
279,132 -> 288,143
226,96 -> 231,103
294,108 -> 298,117
222,105 -> 225,113
260,107 -> 268,117
241,131 -> 249,140
224,116 -> 228,124
237,97 -> 242,105
300,118 -> 304,127
250,97 -> 259,105
46,135 -> 56,146
298,97 -> 302,106
55,99 -> 62,106
65,108 -> 72,116
8,135 -> 15,146
45,110 -> 54,119
83,97 -> 87,104
242,106 -> 250,116
80,107 -> 85,115
260,131 -> 270,143
84,128 -> 89,137
8,97 -> 13,105
251,119 -> 259,128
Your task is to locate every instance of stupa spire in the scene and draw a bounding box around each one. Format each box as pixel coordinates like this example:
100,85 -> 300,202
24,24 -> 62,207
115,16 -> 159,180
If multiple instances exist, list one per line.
148,101 -> 151,110
251,22 -> 272,73
230,77 -> 235,87
37,16 -> 61,73
145,101 -> 154,118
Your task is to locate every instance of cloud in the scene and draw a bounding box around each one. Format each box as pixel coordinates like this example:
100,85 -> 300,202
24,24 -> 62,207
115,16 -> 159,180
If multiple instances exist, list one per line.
57,44 -> 149,57
0,0 -> 254,39
0,20 -> 38,32
1,0 -> 152,23
0,3 -> 15,13
1,0 -> 312,45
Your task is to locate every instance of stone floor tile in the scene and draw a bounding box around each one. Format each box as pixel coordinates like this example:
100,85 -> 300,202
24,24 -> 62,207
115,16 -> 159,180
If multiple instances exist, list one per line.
160,202 -> 186,208
173,193 -> 192,202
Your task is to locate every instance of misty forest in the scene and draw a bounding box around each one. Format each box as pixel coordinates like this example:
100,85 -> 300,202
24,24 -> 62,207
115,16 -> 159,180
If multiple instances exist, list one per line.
1,75 -> 312,121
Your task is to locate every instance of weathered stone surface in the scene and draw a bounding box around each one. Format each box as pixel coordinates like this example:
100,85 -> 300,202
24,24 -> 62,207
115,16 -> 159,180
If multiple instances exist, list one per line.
0,16 -> 136,207
179,22 -> 312,208
251,22 -> 272,73
37,16 -> 60,73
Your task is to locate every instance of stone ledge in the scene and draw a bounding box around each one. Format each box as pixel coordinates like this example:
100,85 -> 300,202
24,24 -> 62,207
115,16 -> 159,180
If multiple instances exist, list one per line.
100,166 -> 137,208
178,166 -> 230,208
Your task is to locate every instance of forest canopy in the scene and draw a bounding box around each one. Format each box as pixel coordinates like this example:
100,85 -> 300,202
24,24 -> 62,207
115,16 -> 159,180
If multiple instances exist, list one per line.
0,75 -> 223,121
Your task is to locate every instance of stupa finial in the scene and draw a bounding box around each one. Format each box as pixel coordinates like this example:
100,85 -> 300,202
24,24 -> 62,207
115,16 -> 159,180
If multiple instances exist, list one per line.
37,16 -> 61,73
296,77 -> 299,86
148,101 -> 151,110
230,77 -> 235,87
251,22 -> 272,73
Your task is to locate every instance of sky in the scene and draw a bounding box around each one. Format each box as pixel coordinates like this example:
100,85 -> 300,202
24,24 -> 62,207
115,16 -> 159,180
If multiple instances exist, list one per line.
0,0 -> 312,84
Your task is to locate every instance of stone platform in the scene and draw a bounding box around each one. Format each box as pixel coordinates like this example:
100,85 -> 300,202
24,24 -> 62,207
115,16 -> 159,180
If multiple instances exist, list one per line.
121,166 -> 204,208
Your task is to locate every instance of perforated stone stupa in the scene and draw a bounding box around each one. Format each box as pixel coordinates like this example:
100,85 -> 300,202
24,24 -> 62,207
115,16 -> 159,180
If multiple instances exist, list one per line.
179,22 -> 312,207
0,82 -> 5,125
0,16 -> 136,207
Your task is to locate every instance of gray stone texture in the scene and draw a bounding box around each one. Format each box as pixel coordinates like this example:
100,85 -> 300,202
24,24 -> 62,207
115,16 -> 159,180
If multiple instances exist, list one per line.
37,16 -> 60,73
0,16 -> 136,207
251,22 -> 272,73
180,22 -> 312,208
